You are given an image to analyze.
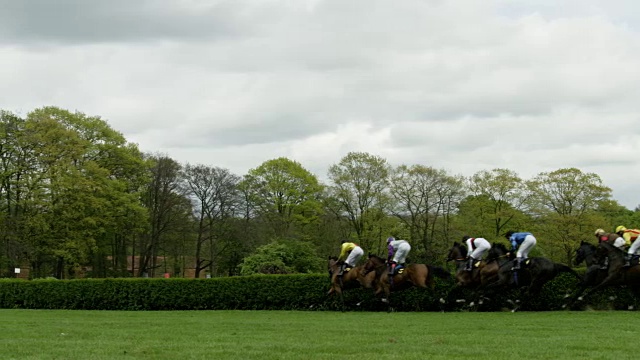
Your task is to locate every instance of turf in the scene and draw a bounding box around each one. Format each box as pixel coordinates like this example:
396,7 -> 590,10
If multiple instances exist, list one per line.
0,309 -> 637,359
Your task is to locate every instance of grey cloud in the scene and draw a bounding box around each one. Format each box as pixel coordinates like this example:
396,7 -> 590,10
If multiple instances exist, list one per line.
0,0 -> 250,44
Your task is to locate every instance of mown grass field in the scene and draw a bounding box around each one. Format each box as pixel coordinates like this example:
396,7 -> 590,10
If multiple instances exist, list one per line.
0,309 -> 638,359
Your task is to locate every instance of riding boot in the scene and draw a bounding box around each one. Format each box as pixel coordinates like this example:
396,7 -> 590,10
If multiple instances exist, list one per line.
623,254 -> 633,268
512,257 -> 522,271
464,257 -> 474,271
338,263 -> 346,276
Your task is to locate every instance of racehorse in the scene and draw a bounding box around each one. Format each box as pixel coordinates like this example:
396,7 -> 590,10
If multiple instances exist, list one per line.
484,243 -> 580,311
564,241 -> 609,309
571,241 -> 640,308
327,257 -> 375,310
444,242 -> 499,307
363,254 -> 450,308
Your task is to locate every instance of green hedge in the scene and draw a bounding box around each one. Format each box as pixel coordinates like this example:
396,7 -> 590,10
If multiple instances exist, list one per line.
0,272 -> 636,311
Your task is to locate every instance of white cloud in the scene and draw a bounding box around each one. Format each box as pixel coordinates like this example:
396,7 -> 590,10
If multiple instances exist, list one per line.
2,0 -> 640,208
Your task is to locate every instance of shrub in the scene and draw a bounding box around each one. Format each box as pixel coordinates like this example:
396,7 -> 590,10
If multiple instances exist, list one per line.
0,270 -> 635,311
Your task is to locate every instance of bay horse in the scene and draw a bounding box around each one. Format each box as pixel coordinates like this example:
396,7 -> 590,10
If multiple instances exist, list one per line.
363,254 -> 450,307
445,242 -> 499,307
572,241 -> 640,308
484,243 -> 580,310
327,257 -> 375,310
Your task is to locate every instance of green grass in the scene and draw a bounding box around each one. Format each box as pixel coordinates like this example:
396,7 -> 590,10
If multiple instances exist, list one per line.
0,310 -> 638,359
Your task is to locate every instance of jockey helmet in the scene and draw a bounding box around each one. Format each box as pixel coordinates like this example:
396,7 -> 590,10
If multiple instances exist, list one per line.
594,229 -> 606,236
462,235 -> 470,242
387,237 -> 395,243
616,225 -> 627,233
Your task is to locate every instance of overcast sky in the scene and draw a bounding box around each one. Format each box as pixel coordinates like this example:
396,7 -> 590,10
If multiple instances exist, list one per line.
2,0 -> 640,208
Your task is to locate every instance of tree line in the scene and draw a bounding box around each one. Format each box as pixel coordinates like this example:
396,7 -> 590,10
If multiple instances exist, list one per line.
1,107 -> 638,279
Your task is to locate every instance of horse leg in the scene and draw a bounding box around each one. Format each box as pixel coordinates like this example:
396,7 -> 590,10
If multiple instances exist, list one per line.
578,272 -> 619,303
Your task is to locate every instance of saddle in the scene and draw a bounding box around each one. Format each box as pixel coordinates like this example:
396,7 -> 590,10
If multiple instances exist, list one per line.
389,264 -> 405,276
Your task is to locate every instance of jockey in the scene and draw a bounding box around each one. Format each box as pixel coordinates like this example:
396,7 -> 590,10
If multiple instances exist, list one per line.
505,231 -> 537,270
595,229 -> 625,269
337,240 -> 364,275
617,226 -> 640,267
615,225 -> 640,247
387,237 -> 411,275
462,236 -> 491,271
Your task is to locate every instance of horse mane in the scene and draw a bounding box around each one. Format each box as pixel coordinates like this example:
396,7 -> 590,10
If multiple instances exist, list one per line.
452,241 -> 468,257
367,254 -> 386,263
492,242 -> 509,253
599,240 -> 625,255
579,241 -> 596,251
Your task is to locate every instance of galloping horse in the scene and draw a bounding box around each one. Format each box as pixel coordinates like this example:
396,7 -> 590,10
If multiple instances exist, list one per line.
363,254 -> 450,305
485,243 -> 580,310
327,257 -> 375,310
564,241 -> 609,308
445,242 -> 499,306
572,241 -> 640,306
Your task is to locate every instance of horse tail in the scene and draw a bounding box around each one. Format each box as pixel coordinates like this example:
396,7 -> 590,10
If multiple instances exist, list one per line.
554,263 -> 581,281
428,265 -> 451,280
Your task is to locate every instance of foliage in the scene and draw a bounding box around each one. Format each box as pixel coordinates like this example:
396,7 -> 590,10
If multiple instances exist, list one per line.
240,158 -> 324,240
1,268 -> 634,312
327,152 -> 391,250
239,240 -> 324,275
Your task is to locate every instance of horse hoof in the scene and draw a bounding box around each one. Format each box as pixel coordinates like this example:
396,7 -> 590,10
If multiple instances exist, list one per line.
356,301 -> 363,306
439,298 -> 446,304
469,302 -> 475,307
629,305 -> 634,310
478,300 -> 484,305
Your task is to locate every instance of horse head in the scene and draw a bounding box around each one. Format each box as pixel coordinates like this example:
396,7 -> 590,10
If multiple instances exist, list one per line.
487,242 -> 511,262
574,241 -> 596,266
364,254 -> 386,274
447,241 -> 467,262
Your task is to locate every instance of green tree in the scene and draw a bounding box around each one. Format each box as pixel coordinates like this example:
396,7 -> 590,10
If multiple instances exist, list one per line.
526,168 -> 612,264
239,239 -> 323,275
464,168 -> 529,238
240,158 -> 323,240
389,164 -> 465,260
327,152 -> 391,251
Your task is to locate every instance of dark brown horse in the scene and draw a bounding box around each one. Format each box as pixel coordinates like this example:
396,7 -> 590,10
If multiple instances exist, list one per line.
327,257 -> 375,310
572,241 -> 640,308
485,243 -> 580,311
564,241 -> 609,308
445,242 -> 499,307
363,254 -> 450,305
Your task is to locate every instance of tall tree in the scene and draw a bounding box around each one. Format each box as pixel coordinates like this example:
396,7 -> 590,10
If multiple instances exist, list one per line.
527,168 -> 611,264
240,158 -> 323,240
327,152 -> 391,251
466,168 -> 529,237
139,155 -> 191,277
389,164 -> 466,260
182,164 -> 240,277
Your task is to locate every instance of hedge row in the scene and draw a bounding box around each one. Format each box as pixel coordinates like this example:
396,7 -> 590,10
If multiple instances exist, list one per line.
0,272 -> 636,311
